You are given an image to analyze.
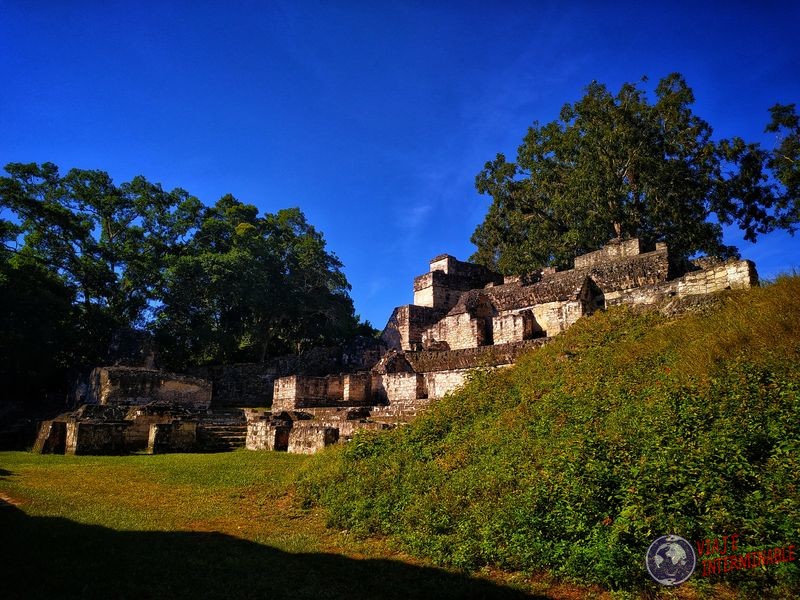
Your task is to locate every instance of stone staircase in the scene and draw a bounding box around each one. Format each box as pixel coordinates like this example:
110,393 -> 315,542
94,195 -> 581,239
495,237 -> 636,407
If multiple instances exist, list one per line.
197,410 -> 247,452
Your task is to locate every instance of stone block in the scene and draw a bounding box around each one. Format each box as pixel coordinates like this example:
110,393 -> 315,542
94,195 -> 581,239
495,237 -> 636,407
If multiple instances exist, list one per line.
342,372 -> 371,404
372,372 -> 427,403
574,238 -> 642,269
287,425 -> 339,454
272,375 -> 330,412
246,420 -> 290,451
146,421 -> 197,454
32,420 -> 67,454
88,367 -> 211,409
65,421 -> 130,455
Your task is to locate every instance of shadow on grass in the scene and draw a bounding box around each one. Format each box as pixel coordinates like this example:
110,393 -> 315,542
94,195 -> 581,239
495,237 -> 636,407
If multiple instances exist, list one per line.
0,504 -> 546,600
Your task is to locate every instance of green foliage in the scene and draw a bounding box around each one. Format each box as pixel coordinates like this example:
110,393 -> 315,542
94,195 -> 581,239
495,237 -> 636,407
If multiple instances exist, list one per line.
0,163 -> 367,398
471,74 -> 800,273
153,198 -> 362,369
299,278 -> 800,595
0,253 -> 78,398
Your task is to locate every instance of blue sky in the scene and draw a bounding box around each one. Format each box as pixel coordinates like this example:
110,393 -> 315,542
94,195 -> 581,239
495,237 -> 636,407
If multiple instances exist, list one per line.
2,1 -> 799,327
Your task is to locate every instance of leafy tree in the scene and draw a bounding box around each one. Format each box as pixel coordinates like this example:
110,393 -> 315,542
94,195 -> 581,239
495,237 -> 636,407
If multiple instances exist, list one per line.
0,162 -> 202,365
1,163 -> 368,402
0,246 -> 78,401
153,197 -> 363,369
766,102 -> 800,227
471,74 -> 799,273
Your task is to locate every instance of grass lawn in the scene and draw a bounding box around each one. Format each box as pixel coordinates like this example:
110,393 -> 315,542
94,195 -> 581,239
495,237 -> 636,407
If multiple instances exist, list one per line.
0,450 -> 617,600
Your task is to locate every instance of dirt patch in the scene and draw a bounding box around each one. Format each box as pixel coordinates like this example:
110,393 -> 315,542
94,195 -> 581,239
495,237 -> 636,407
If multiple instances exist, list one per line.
0,492 -> 23,507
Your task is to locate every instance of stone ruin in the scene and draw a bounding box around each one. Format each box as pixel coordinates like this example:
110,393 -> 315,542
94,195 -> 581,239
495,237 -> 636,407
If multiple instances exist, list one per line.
33,238 -> 758,455
33,367 -> 243,455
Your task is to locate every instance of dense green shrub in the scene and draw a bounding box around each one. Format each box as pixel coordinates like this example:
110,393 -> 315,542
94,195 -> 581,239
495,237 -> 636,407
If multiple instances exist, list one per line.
297,277 -> 800,595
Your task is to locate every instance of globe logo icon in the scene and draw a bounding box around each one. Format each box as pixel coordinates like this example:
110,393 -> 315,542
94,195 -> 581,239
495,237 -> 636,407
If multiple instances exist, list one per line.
645,534 -> 696,585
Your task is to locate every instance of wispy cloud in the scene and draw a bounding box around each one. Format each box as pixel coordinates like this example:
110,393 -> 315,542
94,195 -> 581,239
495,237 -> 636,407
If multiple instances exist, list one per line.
397,202 -> 433,232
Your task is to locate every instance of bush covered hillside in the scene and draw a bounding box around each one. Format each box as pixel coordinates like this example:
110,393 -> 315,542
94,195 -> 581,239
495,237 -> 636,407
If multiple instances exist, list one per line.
299,277 -> 800,594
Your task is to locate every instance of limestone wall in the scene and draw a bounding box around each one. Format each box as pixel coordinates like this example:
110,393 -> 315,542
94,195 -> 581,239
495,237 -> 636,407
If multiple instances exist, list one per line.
381,304 -> 447,351
192,336 -> 386,407
342,373 -> 371,403
492,311 -> 537,344
368,397 -> 432,421
146,421 -> 197,454
404,339 -> 548,372
325,375 -> 343,402
604,259 -> 758,308
424,369 -> 472,400
287,425 -> 339,454
65,422 -> 130,455
422,312 -> 486,350
272,374 -> 372,411
529,300 -> 578,336
193,363 -> 279,407
32,421 -> 67,454
584,247 -> 671,293
413,257 -> 502,310
371,372 -> 427,403
88,367 -> 211,410
272,376 -> 328,411
675,260 -> 757,295
124,412 -> 175,450
246,421 -> 290,451
574,238 -> 643,268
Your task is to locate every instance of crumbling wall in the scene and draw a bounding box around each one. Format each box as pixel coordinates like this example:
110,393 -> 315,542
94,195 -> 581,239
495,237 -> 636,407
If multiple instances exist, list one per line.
381,304 -> 447,351
325,375 -> 343,402
193,363 -> 279,407
492,311 -> 537,344
87,367 -> 211,410
603,259 -> 758,308
147,421 -> 197,454
368,397 -> 432,422
246,420 -> 290,451
424,369 -> 473,400
573,238 -> 645,268
676,260 -> 757,295
287,425 -> 339,454
192,336 -> 386,407
32,420 -> 67,454
342,372 -> 371,404
584,247 -> 671,293
65,422 -> 130,455
413,255 -> 502,310
531,299 -> 586,336
371,372 -> 427,403
272,375 -> 338,412
123,410 -> 176,450
422,312 -> 486,350
404,339 -> 548,372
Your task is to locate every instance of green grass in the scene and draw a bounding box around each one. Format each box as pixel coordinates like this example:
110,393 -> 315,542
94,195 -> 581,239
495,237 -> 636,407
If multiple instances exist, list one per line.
4,278 -> 799,599
0,451 -> 309,531
0,450 -> 561,600
298,276 -> 800,598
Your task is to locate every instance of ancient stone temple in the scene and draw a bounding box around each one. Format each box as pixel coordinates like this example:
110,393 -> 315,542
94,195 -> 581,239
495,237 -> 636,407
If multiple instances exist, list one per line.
245,238 -> 757,453
34,238 -> 758,455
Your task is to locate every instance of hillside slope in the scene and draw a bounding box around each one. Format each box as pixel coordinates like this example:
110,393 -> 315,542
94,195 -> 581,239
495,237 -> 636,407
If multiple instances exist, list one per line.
299,277 -> 800,595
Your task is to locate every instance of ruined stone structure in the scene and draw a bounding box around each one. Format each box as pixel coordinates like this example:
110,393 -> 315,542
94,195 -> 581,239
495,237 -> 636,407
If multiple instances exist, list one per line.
33,370 -> 244,456
34,238 -> 758,456
243,238 -> 758,453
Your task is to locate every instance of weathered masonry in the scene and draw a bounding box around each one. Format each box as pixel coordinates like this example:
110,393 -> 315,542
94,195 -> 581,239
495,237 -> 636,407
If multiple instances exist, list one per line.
35,238 -> 758,455
381,239 -> 756,352
244,238 -> 757,453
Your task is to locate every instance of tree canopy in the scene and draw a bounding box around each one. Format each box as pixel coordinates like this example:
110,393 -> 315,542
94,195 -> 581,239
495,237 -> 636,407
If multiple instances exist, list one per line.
471,73 -> 800,273
0,163 -> 370,399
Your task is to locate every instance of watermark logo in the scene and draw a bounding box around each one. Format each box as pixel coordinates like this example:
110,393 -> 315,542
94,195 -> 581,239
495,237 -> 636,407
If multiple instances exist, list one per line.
645,534 -> 696,586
